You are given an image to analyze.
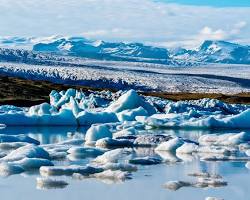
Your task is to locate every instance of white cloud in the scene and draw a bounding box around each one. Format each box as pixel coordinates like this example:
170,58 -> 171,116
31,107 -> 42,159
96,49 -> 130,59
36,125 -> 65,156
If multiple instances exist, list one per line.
0,0 -> 249,48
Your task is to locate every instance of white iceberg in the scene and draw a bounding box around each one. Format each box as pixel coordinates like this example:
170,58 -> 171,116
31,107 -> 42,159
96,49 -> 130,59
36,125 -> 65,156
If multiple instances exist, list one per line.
155,138 -> 184,152
106,90 -> 156,115
85,124 -> 112,144
1,144 -> 50,162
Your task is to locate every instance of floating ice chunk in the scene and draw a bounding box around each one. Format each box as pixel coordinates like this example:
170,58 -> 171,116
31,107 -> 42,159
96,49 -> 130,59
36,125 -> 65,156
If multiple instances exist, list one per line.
106,90 -> 156,115
102,163 -> 137,172
198,132 -> 250,146
195,178 -> 227,188
188,172 -> 222,179
1,144 -> 50,162
60,96 -> 82,117
49,90 -> 62,107
93,149 -> 130,164
246,149 -> 250,156
49,152 -> 67,160
245,162 -> 250,169
0,134 -> 40,145
200,155 -> 250,161
92,170 -> 131,181
13,158 -> 54,170
95,138 -> 133,148
40,165 -> 103,176
116,107 -> 148,122
53,89 -> 77,108
36,177 -> 68,189
176,143 -> 199,154
67,147 -> 104,157
205,197 -> 224,200
77,111 -> 118,126
0,162 -> 24,176
0,142 -> 29,150
0,108 -> 77,126
239,143 -> 250,151
28,103 -> 56,115
113,127 -> 137,138
0,152 -> 7,158
85,124 -> 112,145
129,156 -> 162,165
155,138 -> 184,152
156,151 -> 181,163
176,153 -> 195,162
136,109 -> 250,129
42,144 -> 70,153
57,138 -> 84,146
198,146 -> 232,155
163,181 -> 192,191
134,134 -> 171,147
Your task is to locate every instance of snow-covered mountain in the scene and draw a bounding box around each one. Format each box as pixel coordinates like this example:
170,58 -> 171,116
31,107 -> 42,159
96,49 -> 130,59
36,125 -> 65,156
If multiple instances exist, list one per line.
33,37 -> 171,64
0,36 -> 250,65
172,40 -> 250,64
33,38 -> 250,65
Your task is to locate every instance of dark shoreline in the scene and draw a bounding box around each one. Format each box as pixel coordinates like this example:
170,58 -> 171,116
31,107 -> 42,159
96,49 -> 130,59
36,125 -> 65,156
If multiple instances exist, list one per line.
1,75 -> 250,107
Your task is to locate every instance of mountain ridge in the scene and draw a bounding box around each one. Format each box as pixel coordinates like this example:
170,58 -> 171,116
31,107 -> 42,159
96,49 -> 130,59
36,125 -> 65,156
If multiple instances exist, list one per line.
0,36 -> 250,65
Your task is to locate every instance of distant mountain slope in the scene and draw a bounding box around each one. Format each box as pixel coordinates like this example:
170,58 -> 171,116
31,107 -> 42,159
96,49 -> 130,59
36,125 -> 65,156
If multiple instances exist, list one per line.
0,36 -> 250,65
172,40 -> 250,64
33,37 -> 171,64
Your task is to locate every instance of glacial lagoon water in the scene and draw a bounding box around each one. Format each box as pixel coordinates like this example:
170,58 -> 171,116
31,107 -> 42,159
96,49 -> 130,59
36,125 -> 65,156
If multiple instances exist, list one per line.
0,127 -> 250,200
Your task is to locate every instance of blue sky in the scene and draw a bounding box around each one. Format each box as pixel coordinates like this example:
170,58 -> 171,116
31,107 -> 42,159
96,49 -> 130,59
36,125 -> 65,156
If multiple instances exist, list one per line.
0,0 -> 249,49
157,0 -> 250,7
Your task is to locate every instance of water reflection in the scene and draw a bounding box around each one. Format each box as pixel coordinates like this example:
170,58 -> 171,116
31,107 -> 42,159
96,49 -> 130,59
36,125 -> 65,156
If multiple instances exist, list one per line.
0,127 -> 249,200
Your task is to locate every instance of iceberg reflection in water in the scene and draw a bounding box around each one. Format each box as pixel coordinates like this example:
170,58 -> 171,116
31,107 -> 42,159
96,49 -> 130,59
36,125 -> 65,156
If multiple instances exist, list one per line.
0,127 -> 249,200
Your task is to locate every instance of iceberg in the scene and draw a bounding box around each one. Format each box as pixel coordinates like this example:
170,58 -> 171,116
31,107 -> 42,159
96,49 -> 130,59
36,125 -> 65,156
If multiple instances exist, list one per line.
1,88 -> 250,130
36,177 -> 68,189
176,143 -> 199,154
155,138 -> 184,152
1,144 -> 50,162
40,165 -> 103,176
116,107 -> 148,122
77,111 -> 118,126
85,124 -> 112,144
95,138 -> 134,148
0,134 -> 40,145
106,90 -> 156,115
129,156 -> 162,165
0,162 -> 24,177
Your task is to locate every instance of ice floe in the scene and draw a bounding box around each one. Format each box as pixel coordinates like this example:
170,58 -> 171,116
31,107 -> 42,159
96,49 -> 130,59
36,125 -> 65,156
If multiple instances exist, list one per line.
1,88 -> 250,193
85,124 -> 112,145
129,156 -> 162,165
106,89 -> 156,115
176,143 -> 199,154
0,162 -> 25,176
93,149 -> 131,164
0,88 -> 250,129
1,144 -> 50,162
95,138 -> 133,148
155,137 -> 184,152
40,165 -> 103,176
36,177 -> 68,189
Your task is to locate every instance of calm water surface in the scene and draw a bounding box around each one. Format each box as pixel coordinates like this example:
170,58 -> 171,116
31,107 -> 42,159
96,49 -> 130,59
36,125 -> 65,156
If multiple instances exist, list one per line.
0,127 -> 249,200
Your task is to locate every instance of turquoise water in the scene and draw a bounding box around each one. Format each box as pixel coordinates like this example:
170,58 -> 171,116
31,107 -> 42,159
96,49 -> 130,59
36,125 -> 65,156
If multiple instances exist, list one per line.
0,127 -> 250,200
